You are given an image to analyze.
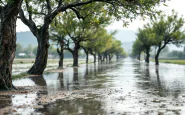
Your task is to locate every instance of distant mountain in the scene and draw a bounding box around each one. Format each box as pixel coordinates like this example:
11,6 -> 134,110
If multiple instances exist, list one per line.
122,42 -> 133,54
16,30 -> 135,53
107,29 -> 137,42
16,31 -> 37,48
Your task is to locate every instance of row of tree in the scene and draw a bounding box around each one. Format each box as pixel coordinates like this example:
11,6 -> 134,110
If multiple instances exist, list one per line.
15,43 -> 77,58
0,0 -> 163,89
131,10 -> 185,65
49,10 -> 127,68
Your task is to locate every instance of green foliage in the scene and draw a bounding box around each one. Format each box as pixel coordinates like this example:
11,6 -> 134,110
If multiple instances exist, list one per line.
150,10 -> 185,47
131,38 -> 144,58
20,0 -> 162,28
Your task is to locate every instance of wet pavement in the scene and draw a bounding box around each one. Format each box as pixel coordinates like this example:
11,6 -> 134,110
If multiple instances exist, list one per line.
1,58 -> 185,114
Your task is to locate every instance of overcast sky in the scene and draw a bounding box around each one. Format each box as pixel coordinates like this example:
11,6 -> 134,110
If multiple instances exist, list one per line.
106,0 -> 185,31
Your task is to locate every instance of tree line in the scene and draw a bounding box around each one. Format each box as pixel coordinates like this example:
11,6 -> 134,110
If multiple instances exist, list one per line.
131,10 -> 185,65
0,0 -> 163,90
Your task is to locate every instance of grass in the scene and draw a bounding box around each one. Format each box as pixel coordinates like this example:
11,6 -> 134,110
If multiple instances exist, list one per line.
12,58 -> 94,80
13,58 -> 60,64
158,60 -> 185,65
12,72 -> 29,80
13,58 -> 91,64
151,59 -> 185,65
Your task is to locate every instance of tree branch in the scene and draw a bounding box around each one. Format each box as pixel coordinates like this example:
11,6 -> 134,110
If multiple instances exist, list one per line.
19,9 -> 39,37
46,0 -> 52,14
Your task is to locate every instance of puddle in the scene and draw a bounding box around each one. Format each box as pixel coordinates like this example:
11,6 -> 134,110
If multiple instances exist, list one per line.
1,58 -> 185,114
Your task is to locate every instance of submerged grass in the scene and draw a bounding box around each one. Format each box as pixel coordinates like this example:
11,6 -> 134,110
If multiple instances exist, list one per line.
12,72 -> 29,80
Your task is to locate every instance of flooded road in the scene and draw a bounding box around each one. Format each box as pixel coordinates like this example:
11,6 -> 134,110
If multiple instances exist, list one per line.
1,58 -> 185,114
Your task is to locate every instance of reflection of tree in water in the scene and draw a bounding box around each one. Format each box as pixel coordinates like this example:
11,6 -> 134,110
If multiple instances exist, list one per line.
84,64 -> 89,79
155,66 -> 182,98
0,95 -> 12,108
136,62 -> 183,97
73,67 -> 79,84
155,66 -> 161,89
30,75 -> 47,86
94,63 -> 97,76
29,75 -> 48,97
38,98 -> 107,115
58,72 -> 64,88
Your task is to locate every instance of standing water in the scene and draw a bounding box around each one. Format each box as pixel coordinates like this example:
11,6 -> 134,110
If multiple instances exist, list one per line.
1,58 -> 185,114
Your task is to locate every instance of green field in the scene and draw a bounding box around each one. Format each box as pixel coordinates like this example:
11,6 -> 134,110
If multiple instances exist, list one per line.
157,60 -> 185,65
13,58 -> 90,64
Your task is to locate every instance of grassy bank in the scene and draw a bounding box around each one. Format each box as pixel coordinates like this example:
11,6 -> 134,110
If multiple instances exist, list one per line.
13,58 -> 59,64
153,59 -> 185,65
12,72 -> 29,80
13,58 -> 89,64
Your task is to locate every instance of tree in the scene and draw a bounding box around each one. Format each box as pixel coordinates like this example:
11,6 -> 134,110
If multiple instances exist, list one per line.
82,28 -> 113,63
19,0 -> 162,75
137,27 -> 155,63
51,6 -> 111,66
0,0 -> 23,90
132,39 -> 144,60
107,39 -> 123,61
150,10 -> 185,65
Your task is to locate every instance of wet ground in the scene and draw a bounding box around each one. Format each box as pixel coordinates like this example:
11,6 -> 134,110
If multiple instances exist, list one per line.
1,58 -> 185,115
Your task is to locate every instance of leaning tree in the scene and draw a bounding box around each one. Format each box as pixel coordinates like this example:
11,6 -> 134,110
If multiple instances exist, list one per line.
0,0 -> 23,90
150,10 -> 185,65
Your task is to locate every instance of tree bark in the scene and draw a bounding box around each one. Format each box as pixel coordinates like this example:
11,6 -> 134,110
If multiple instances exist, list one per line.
155,44 -> 166,65
155,51 -> 160,65
28,30 -> 50,74
86,53 -> 89,64
57,46 -> 64,68
72,42 -> 80,66
138,52 -> 141,61
98,53 -> 102,62
145,48 -> 150,64
81,47 -> 88,64
0,0 -> 23,90
93,54 -> 96,63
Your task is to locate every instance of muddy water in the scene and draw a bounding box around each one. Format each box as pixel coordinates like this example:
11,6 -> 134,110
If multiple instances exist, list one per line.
1,58 -> 185,114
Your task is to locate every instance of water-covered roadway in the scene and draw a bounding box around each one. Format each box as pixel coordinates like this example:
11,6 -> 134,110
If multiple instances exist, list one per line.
1,58 -> 185,114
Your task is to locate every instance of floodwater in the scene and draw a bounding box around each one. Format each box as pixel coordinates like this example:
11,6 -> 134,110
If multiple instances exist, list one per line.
1,58 -> 185,114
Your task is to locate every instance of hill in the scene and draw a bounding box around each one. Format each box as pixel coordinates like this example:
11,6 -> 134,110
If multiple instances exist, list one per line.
16,31 -> 37,48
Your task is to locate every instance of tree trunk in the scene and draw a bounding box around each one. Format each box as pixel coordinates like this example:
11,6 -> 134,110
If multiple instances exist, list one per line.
81,46 -> 88,64
145,48 -> 150,64
138,52 -> 141,61
57,47 -> 64,68
155,48 -> 162,65
98,53 -> 101,62
0,0 -> 23,90
28,30 -> 50,75
72,42 -> 80,66
105,54 -> 108,62
93,54 -> 96,63
59,51 -> 64,68
86,53 -> 89,64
